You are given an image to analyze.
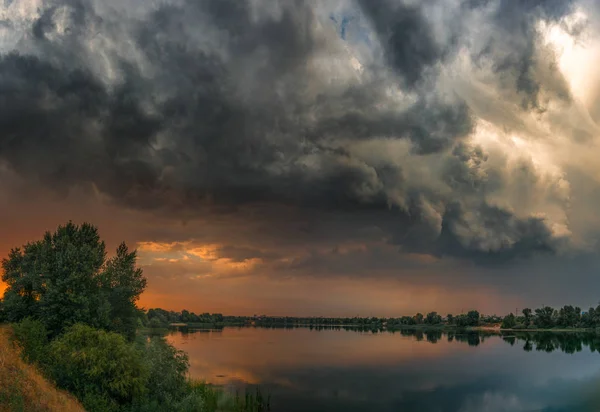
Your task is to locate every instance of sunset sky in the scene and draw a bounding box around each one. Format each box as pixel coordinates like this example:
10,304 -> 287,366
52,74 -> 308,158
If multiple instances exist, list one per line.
2,0 -> 600,316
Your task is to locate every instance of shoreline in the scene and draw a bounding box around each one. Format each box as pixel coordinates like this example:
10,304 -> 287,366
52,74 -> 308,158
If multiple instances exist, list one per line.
162,323 -> 600,334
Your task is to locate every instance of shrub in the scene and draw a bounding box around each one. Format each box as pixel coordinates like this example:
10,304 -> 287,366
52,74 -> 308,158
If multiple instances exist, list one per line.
0,300 -> 5,323
12,318 -> 49,365
140,337 -> 190,405
48,324 -> 149,409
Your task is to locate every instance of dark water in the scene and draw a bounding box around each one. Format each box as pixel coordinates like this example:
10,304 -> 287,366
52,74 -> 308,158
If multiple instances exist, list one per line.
167,327 -> 600,412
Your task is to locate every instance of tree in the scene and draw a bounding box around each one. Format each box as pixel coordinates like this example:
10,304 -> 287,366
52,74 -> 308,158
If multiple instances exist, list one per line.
425,311 -> 442,325
414,313 -> 424,324
534,306 -> 555,328
501,313 -> 516,329
1,222 -> 146,338
181,310 -> 191,323
556,305 -> 581,328
522,308 -> 532,327
99,243 -> 147,340
446,314 -> 454,325
467,310 -> 480,326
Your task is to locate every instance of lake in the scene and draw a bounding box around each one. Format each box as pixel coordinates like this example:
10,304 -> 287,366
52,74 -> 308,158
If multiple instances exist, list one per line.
167,327 -> 600,412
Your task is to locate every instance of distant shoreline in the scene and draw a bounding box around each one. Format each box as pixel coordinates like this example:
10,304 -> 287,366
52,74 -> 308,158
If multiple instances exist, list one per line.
154,322 -> 600,334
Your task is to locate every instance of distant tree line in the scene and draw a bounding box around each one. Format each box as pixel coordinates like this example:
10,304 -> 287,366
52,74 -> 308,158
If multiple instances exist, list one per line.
144,304 -> 600,333
143,309 -> 506,330
501,305 -> 600,330
143,308 -> 231,329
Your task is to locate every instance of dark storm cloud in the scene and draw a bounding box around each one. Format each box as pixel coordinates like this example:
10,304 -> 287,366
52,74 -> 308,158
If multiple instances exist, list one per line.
467,0 -> 576,110
0,0 -> 584,265
357,0 -> 451,88
436,202 -> 559,264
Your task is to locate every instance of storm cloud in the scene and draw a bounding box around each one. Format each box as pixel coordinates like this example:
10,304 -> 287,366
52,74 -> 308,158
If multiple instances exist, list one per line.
1,0 -> 599,271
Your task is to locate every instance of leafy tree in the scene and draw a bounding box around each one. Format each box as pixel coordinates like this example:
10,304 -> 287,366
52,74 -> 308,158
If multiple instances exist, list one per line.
414,313 -> 424,324
181,310 -> 191,323
556,305 -> 581,328
501,313 -> 516,329
99,243 -> 147,340
446,314 -> 454,325
522,308 -> 532,326
534,306 -> 556,328
1,222 -> 145,338
455,314 -> 468,327
425,311 -> 442,325
467,310 -> 480,326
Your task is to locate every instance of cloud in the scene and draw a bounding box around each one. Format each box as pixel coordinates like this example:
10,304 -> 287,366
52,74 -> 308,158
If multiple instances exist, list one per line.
0,0 -> 599,270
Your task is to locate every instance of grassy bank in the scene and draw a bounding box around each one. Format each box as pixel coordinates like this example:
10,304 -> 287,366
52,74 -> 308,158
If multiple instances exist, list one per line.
6,319 -> 270,412
0,325 -> 84,412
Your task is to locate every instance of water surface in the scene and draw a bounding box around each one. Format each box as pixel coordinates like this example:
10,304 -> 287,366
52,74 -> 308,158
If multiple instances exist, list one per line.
167,327 -> 600,411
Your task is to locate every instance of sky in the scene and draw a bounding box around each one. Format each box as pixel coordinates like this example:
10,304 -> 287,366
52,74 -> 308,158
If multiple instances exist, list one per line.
1,0 -> 600,316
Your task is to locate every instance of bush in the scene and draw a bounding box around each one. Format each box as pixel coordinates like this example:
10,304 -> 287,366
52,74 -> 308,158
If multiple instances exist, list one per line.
48,324 -> 148,410
140,337 -> 190,405
0,299 -> 6,323
12,318 -> 49,365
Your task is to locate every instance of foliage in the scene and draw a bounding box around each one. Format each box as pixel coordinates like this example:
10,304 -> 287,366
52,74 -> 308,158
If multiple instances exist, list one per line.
0,300 -> 5,323
556,305 -> 581,328
502,313 -> 516,329
48,324 -> 148,409
187,383 -> 271,412
1,222 -> 145,339
141,302 -> 598,333
522,308 -> 532,327
1,221 -> 272,412
138,337 -> 190,406
534,306 -> 556,329
467,310 -> 480,326
12,318 -> 49,364
0,326 -> 85,412
145,308 -> 229,328
99,243 -> 147,341
425,311 -> 442,325
453,311 -> 480,327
